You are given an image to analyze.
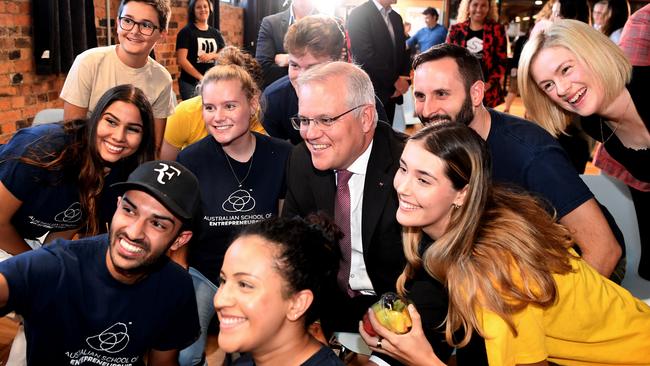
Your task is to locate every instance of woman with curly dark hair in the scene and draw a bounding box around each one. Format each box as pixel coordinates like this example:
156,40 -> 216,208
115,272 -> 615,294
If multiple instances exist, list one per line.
215,214 -> 344,366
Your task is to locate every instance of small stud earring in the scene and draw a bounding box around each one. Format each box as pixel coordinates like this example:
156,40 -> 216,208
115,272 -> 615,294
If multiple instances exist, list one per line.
451,203 -> 461,209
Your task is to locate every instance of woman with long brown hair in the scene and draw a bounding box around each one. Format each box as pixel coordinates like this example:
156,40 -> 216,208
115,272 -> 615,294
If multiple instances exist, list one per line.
360,122 -> 650,365
0,84 -> 155,259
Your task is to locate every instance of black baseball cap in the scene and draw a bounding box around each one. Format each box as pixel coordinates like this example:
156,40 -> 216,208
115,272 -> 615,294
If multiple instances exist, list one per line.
112,161 -> 201,221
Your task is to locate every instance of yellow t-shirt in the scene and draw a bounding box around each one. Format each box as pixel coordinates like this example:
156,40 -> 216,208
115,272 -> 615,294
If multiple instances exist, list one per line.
163,95 -> 266,150
478,254 -> 650,365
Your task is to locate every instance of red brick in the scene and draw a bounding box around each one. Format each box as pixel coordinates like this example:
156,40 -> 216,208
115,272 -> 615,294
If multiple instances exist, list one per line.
10,96 -> 24,108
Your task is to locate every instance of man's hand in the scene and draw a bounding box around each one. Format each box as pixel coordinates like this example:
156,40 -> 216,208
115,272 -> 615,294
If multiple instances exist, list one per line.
274,54 -> 290,67
391,76 -> 410,98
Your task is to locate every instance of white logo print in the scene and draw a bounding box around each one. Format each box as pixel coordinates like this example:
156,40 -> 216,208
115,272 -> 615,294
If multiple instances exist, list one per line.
196,37 -> 218,62
222,189 -> 256,212
86,322 -> 130,353
153,163 -> 181,184
54,202 -> 82,223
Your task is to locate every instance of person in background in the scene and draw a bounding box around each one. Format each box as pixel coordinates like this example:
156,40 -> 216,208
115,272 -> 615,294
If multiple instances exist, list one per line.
0,160 -> 201,365
160,46 -> 266,162
406,7 -> 447,54
262,15 -> 387,145
60,0 -> 174,153
0,84 -> 155,258
256,0 -> 317,89
176,0 -> 225,100
619,3 -> 649,66
503,27 -> 529,114
600,0 -> 630,44
176,62 -> 292,365
215,215 -> 345,366
359,122 -> 650,366
593,0 -> 609,30
519,19 -> 649,279
347,0 -> 410,125
446,0 -> 507,108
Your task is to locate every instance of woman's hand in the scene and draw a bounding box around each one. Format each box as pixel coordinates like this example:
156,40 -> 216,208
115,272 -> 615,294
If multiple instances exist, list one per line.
359,304 -> 446,366
198,52 -> 217,63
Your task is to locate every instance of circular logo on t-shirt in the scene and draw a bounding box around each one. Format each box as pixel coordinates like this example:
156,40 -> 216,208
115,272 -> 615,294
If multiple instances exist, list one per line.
222,189 -> 256,213
54,202 -> 82,223
86,322 -> 130,353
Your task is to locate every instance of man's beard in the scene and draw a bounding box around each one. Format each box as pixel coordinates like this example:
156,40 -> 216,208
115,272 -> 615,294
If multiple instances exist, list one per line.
418,95 -> 475,126
108,228 -> 172,279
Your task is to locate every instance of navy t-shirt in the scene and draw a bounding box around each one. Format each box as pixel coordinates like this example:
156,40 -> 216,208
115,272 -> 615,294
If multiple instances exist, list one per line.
0,124 -> 84,240
0,235 -> 199,365
0,123 -> 136,239
176,23 -> 225,84
487,109 -> 593,217
177,132 -> 292,284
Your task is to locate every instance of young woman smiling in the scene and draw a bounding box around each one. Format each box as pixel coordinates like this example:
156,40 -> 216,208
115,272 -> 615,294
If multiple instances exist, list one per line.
176,60 -> 291,365
359,123 -> 650,365
0,84 -> 155,258
215,215 -> 344,366
518,19 -> 650,279
176,0 -> 225,100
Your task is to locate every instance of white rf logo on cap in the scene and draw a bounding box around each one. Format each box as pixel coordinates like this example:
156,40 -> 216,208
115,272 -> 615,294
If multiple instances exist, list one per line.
154,163 -> 181,184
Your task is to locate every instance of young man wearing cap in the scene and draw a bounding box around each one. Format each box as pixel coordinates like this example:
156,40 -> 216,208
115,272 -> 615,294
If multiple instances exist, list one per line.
0,161 -> 200,365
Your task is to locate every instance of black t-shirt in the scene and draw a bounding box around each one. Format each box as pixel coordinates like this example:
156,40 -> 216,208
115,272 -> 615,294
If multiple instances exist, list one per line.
177,133 -> 292,284
465,28 -> 484,59
0,235 -> 199,365
176,23 -> 225,83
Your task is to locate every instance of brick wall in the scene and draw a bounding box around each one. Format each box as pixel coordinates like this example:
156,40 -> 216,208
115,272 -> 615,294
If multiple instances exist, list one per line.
0,0 -> 244,142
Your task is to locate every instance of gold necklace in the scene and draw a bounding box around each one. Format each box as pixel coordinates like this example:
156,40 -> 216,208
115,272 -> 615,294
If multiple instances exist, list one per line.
599,118 -> 620,145
599,96 -> 633,145
224,152 -> 254,188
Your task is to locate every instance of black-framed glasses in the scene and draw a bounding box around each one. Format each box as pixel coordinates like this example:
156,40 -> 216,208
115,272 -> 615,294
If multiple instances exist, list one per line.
118,17 -> 160,36
291,104 -> 370,131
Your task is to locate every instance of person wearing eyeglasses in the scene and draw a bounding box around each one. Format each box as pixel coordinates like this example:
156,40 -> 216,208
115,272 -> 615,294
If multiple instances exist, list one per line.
282,61 -> 417,366
60,0 -> 175,154
262,15 -> 387,145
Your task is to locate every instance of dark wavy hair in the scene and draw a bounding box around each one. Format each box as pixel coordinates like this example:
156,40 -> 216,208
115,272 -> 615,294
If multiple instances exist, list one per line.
235,214 -> 342,329
187,0 -> 214,25
21,84 -> 155,235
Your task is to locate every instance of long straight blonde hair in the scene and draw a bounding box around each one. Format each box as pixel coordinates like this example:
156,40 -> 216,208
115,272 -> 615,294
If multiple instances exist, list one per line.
396,123 -> 574,346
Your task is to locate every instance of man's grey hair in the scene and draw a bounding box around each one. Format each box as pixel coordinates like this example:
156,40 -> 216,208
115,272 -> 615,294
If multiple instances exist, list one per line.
296,61 -> 378,124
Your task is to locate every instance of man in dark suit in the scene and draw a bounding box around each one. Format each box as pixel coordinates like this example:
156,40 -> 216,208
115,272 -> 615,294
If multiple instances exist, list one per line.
282,61 -> 406,360
255,0 -> 316,88
347,0 -> 410,125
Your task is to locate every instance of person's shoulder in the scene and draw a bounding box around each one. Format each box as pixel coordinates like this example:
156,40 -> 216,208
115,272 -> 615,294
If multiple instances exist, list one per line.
264,75 -> 292,97
175,96 -> 203,113
146,58 -> 173,81
45,234 -> 108,259
302,345 -> 345,366
263,8 -> 290,23
177,135 -> 215,159
489,110 -> 560,150
255,132 -> 292,152
75,45 -> 115,62
5,123 -> 67,154
349,0 -> 374,17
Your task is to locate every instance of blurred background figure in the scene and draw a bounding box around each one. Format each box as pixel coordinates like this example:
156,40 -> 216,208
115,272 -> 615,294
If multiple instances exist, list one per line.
176,0 -> 225,100
593,0 -> 609,30
446,0 -> 507,108
600,0 -> 630,44
255,0 -> 317,89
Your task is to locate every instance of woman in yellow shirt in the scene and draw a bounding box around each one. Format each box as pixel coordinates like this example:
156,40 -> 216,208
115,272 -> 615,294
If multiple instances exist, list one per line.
360,122 -> 650,365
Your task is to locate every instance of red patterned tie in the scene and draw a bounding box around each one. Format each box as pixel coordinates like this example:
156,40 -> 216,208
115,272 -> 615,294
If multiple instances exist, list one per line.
335,169 -> 354,296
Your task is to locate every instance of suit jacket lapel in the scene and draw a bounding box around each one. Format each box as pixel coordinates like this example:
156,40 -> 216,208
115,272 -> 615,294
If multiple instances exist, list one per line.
312,168 -> 336,217
362,127 -> 395,252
